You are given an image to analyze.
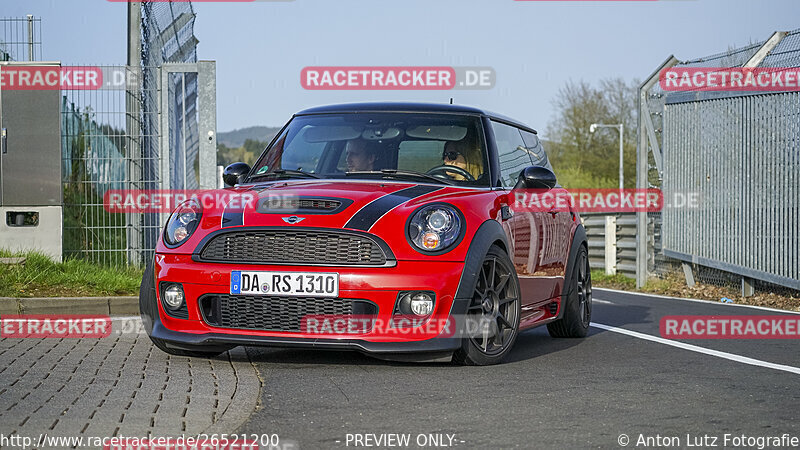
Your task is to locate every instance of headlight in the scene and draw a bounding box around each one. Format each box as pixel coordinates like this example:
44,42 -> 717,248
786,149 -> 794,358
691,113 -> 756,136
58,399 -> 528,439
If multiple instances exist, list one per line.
164,199 -> 202,247
407,204 -> 463,253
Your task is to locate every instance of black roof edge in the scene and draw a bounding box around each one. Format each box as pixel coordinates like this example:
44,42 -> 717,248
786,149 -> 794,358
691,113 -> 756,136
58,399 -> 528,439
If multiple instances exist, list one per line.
294,102 -> 538,134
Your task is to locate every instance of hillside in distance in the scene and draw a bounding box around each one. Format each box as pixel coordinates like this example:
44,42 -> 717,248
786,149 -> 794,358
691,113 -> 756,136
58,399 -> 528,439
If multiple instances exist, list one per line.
217,126 -> 281,148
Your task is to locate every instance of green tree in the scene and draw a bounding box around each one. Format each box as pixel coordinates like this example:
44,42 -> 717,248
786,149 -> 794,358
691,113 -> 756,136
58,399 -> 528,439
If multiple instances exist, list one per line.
216,139 -> 268,168
545,77 -> 639,189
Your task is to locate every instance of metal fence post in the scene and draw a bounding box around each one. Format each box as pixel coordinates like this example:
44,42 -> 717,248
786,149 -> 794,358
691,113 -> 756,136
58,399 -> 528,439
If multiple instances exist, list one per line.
637,55 -> 678,288
158,65 -> 170,227
126,2 -> 143,266
605,216 -> 617,275
198,61 -> 217,190
682,262 -> 695,288
742,277 -> 755,297
26,15 -> 34,61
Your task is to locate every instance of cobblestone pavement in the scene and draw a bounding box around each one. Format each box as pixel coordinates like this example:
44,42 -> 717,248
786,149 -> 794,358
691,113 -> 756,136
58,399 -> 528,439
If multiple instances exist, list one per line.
0,318 -> 261,448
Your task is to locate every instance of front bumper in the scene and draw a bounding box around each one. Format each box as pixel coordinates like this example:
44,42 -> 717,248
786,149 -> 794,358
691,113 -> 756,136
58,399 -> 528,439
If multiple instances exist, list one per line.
151,253 -> 469,355
150,319 -> 463,356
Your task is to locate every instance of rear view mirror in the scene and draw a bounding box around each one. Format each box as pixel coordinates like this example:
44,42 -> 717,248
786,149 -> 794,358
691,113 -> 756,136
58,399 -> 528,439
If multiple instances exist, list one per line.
223,162 -> 251,187
517,166 -> 557,189
303,126 -> 362,143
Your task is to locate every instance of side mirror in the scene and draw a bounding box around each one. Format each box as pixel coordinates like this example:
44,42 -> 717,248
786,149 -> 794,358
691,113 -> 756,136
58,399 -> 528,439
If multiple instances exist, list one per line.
517,166 -> 557,189
223,162 -> 251,187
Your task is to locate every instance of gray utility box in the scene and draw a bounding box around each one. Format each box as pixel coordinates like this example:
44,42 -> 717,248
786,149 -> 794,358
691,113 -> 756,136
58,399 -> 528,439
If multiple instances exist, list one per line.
0,61 -> 63,261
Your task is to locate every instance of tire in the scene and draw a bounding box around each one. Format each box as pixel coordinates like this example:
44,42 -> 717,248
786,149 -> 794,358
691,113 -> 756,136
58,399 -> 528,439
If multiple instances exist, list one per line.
453,245 -> 521,366
139,261 -> 232,358
547,244 -> 591,338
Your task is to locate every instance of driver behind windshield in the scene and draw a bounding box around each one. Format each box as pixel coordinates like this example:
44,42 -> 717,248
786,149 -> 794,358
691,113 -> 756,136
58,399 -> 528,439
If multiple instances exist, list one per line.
442,138 -> 483,181
345,139 -> 379,172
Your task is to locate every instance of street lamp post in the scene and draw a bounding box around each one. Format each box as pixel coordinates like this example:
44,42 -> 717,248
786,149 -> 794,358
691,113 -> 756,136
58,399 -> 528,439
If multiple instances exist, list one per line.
589,123 -> 624,190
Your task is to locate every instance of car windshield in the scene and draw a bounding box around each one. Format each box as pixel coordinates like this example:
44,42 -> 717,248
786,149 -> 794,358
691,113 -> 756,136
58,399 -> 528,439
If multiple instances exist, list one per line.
247,113 -> 490,186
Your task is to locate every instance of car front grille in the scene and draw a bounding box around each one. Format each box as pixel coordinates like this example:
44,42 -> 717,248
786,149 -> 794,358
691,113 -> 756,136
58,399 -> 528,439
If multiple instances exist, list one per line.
197,230 -> 389,266
199,294 -> 378,333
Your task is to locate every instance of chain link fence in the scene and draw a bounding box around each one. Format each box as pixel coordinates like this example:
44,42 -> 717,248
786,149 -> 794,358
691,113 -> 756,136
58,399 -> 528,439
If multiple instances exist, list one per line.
59,3 -> 204,266
0,5 -> 211,267
133,2 -> 202,266
638,29 -> 800,297
59,67 -> 157,266
0,16 -> 41,62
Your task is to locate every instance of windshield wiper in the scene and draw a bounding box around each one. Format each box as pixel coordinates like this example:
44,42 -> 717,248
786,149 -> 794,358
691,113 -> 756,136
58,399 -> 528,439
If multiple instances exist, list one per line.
345,169 -> 453,185
249,169 -> 320,181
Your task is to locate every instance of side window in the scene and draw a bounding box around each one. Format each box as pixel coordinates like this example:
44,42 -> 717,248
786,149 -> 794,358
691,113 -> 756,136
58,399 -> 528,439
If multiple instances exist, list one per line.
491,121 -> 532,188
519,130 -> 554,173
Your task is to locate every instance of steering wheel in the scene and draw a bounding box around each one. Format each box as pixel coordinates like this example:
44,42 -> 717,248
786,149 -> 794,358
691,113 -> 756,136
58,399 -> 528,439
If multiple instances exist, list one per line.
426,165 -> 476,182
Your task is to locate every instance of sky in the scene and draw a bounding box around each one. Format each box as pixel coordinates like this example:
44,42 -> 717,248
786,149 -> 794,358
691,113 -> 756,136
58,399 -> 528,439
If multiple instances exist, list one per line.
3,0 -> 800,138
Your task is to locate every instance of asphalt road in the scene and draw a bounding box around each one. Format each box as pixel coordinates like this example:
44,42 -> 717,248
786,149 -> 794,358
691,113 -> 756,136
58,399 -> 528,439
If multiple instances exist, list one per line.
2,289 -> 799,450
239,288 -> 800,449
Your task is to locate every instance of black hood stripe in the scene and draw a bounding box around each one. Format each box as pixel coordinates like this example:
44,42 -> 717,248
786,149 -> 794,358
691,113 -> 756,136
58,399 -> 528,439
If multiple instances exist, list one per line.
344,185 -> 443,231
221,196 -> 245,228
222,210 -> 244,228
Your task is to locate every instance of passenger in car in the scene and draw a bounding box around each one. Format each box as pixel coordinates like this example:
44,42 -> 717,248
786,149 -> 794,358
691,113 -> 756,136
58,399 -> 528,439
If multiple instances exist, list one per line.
443,138 -> 483,181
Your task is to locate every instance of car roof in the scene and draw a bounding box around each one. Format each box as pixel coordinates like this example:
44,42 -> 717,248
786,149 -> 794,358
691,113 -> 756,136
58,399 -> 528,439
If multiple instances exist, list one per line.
295,102 -> 537,134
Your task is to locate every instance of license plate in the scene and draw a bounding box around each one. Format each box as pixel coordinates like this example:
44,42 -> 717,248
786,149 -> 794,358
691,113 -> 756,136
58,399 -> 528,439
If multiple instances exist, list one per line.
230,271 -> 339,297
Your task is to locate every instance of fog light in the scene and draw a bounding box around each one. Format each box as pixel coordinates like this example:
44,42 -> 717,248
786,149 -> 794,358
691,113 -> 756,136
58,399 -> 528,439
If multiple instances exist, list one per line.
163,285 -> 184,309
410,293 -> 433,316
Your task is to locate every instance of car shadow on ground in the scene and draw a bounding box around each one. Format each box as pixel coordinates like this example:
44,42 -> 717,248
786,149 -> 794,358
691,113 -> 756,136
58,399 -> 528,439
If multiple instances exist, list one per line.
590,301 -> 652,328
233,332 -> 584,367
500,301 -> 653,363
238,346 -> 430,367
225,302 -> 652,367
502,327 -> 591,363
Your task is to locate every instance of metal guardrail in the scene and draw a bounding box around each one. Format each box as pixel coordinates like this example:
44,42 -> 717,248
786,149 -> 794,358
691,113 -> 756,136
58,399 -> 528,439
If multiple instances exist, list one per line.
581,212 -> 644,279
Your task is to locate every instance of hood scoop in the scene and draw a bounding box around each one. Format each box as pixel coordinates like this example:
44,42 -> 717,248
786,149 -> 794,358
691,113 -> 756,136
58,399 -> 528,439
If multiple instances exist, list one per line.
256,196 -> 353,215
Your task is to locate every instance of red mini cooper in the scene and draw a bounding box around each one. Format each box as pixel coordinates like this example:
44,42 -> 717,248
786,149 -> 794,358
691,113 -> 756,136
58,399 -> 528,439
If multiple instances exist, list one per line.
140,102 -> 591,365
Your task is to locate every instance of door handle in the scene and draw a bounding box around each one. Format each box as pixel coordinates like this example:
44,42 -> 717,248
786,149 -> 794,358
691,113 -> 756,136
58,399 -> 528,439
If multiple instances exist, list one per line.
1,128 -> 6,154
